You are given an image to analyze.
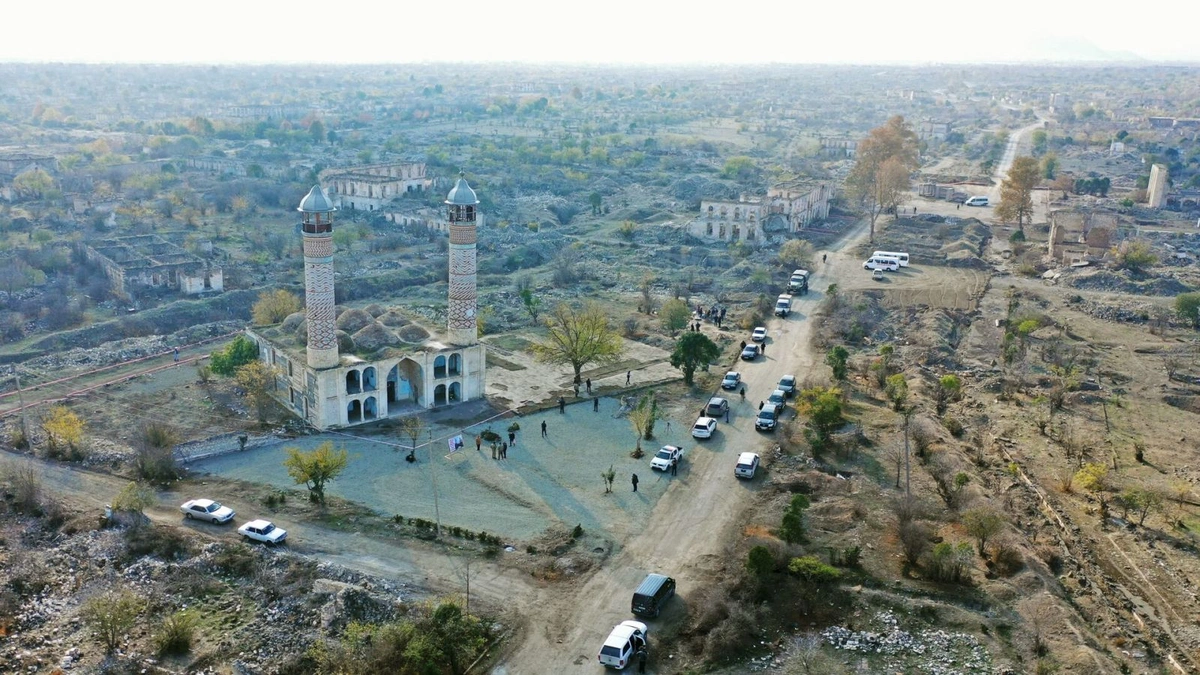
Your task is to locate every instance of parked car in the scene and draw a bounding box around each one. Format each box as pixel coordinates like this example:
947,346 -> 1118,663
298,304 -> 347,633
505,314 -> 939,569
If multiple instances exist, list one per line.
740,344 -> 760,361
597,620 -> 648,669
735,452 -> 761,478
721,371 -> 742,390
872,268 -> 885,281
631,573 -> 676,618
650,445 -> 683,472
179,499 -> 235,524
751,326 -> 767,342
692,417 -> 717,439
778,375 -> 797,397
238,519 -> 288,545
767,389 -> 787,407
705,396 -> 730,417
755,404 -> 780,432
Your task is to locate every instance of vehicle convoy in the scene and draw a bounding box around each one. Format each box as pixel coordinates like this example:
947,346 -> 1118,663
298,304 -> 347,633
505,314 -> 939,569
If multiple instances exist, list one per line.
180,499 -> 235,524
650,445 -> 683,471
777,375 -> 797,397
740,344 -> 760,361
751,326 -> 767,342
238,519 -> 288,545
767,389 -> 787,407
597,620 -> 648,669
788,269 -> 810,294
631,573 -> 676,618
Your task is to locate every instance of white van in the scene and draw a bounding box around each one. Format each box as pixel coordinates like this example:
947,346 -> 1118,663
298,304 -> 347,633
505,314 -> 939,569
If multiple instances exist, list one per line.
871,251 -> 910,267
863,256 -> 900,272
774,294 -> 792,317
964,196 -> 989,207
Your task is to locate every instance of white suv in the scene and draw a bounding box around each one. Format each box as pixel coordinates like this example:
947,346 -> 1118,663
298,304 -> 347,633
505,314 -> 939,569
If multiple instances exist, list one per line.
692,417 -> 717,439
735,452 -> 760,479
597,620 -> 648,669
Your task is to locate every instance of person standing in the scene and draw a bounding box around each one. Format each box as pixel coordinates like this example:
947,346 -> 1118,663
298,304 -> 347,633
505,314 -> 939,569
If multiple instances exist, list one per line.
822,253 -> 827,263
501,441 -> 508,459
475,434 -> 482,452
559,396 -> 566,413
759,401 -> 764,410
573,382 -> 580,398
725,408 -> 730,423
173,347 -> 180,362
626,371 -> 632,385
636,646 -> 648,673
491,443 -> 497,460
508,431 -> 515,446
761,341 -> 766,355
593,397 -> 600,412
670,458 -> 677,476
632,473 -> 639,492
585,378 -> 592,394
541,421 -> 547,438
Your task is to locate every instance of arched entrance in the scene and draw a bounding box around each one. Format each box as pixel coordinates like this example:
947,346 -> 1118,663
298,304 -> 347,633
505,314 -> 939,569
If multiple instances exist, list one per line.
364,397 -> 378,420
449,353 -> 461,376
346,370 -> 361,395
363,367 -> 377,391
347,399 -> 363,424
449,382 -> 461,402
434,384 -> 447,405
386,358 -> 424,413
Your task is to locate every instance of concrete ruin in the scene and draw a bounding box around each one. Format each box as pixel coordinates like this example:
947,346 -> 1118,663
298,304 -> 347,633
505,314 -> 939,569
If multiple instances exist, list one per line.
685,179 -> 833,245
247,179 -> 486,430
84,234 -> 223,299
1047,209 -> 1118,265
1147,164 -> 1168,209
321,162 -> 433,211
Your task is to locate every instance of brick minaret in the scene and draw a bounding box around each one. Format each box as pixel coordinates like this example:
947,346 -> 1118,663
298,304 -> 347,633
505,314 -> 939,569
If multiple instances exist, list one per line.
298,186 -> 339,369
445,173 -> 479,346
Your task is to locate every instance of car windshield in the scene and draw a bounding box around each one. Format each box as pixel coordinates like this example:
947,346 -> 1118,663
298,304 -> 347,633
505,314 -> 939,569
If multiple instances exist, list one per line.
782,377 -> 794,385
261,524 -> 274,534
205,503 -> 221,512
655,450 -> 672,460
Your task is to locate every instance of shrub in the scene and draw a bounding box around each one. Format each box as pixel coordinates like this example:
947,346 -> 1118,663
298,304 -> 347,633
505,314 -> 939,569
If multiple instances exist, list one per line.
1074,462 -> 1110,492
81,591 -> 142,653
571,523 -> 584,539
211,543 -> 259,577
778,494 -> 810,544
123,524 -> 193,562
926,541 -> 974,583
154,611 -> 198,656
787,556 -> 842,583
898,520 -> 931,567
746,545 -> 775,578
990,540 -> 1024,576
942,415 -> 964,437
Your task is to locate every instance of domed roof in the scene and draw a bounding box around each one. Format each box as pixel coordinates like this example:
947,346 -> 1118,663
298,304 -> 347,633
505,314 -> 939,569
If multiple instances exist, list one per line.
298,185 -> 336,213
445,173 -> 479,206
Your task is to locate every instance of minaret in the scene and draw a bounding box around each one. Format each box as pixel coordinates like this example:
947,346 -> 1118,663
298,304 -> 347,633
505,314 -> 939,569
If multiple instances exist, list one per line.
298,186 -> 339,369
445,173 -> 479,346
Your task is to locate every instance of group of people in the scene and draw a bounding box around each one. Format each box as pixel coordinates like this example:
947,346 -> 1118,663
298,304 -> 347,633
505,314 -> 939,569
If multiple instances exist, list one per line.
695,304 -> 726,329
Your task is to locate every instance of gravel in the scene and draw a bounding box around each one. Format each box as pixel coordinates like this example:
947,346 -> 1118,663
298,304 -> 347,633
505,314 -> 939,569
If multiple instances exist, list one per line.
821,610 -> 993,674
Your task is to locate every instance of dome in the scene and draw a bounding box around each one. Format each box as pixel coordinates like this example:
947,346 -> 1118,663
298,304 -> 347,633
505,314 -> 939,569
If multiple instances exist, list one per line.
445,174 -> 479,206
298,185 -> 336,213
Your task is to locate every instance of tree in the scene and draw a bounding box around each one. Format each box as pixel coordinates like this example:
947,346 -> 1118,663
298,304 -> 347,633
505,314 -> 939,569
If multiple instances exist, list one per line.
284,441 -> 349,505
533,302 -> 624,385
796,387 -> 844,447
660,298 -> 690,334
518,288 -> 542,324
236,361 -> 276,424
778,239 -> 814,269
639,274 -> 656,315
746,545 -> 774,578
406,600 -> 488,675
669,332 -> 720,386
962,506 -> 1005,555
12,168 -> 55,199
1113,239 -> 1157,275
995,156 -> 1040,233
588,191 -> 603,215
1040,153 -> 1058,180
251,289 -> 301,326
884,374 -> 909,410
846,115 -> 919,242
627,392 -> 660,452
1074,462 -> 1109,492
112,481 -> 155,514
935,374 -> 961,414
1122,487 -> 1163,526
601,465 -> 616,493
133,421 -> 180,482
898,520 -> 932,567
721,155 -> 757,180
82,591 -> 142,653
400,416 -> 425,458
825,346 -> 849,381
779,493 -> 811,544
309,119 -> 325,144
1175,292 -> 1200,328
209,335 -> 259,376
42,405 -> 84,455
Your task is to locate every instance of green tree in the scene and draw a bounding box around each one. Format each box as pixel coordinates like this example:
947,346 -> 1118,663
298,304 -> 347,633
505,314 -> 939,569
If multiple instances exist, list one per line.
628,391 -> 660,452
884,374 -> 909,410
251,289 -> 301,326
518,288 -> 542,324
309,119 -> 325,144
796,387 -> 845,446
209,335 -> 259,376
533,302 -> 623,385
660,298 -> 690,334
82,591 -> 142,653
1113,239 -> 1157,275
1175,291 -> 1200,328
588,191 -> 602,215
962,506 -> 1005,555
284,441 -> 350,505
825,346 -> 849,381
721,155 -> 757,180
778,239 -> 814,269
236,361 -> 277,424
995,156 -> 1040,233
12,168 -> 55,199
935,374 -> 961,414
1040,153 -> 1058,179
779,494 -> 811,544
746,545 -> 774,578
846,115 -> 919,242
112,481 -> 155,514
669,332 -> 720,386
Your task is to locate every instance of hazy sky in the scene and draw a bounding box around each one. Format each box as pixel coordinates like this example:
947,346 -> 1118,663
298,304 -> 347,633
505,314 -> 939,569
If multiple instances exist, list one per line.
6,0 -> 1198,64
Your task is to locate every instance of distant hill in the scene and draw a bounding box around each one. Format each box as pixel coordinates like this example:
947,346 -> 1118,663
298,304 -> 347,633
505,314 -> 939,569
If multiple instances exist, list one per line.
1018,36 -> 1145,63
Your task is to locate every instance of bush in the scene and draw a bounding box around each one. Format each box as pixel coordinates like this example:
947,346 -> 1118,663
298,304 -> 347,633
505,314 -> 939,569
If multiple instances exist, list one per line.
990,540 -> 1024,576
941,415 -> 964,437
211,543 -> 259,577
746,545 -> 775,578
209,335 -> 258,376
571,523 -> 584,539
81,591 -> 142,653
926,541 -> 974,583
123,524 -> 193,562
1074,462 -> 1110,492
787,556 -> 842,583
154,611 -> 198,656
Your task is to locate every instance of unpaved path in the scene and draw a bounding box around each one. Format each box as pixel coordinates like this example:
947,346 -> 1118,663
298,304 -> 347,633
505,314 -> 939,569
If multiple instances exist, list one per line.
493,222 -> 871,674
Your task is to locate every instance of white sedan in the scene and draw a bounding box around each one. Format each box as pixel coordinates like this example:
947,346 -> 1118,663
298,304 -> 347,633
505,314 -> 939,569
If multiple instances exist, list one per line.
751,326 -> 768,342
650,445 -> 683,471
692,417 -> 717,439
238,519 -> 288,545
180,499 -> 235,524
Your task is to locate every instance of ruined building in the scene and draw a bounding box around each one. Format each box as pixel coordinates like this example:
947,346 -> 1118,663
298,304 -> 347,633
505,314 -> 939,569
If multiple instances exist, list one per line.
85,234 -> 223,299
321,162 -> 433,211
1147,164 -> 1169,209
246,178 -> 486,430
686,180 -> 833,245
1047,209 -> 1118,265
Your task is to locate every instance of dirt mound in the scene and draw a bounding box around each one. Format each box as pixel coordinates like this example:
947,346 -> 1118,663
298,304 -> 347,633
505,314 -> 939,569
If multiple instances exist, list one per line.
281,311 -> 306,332
396,324 -> 430,343
336,308 -> 374,333
379,311 -> 411,327
1066,269 -> 1194,297
364,303 -> 387,318
869,217 -> 990,268
1163,394 -> 1200,415
352,321 -> 398,352
336,330 -> 355,352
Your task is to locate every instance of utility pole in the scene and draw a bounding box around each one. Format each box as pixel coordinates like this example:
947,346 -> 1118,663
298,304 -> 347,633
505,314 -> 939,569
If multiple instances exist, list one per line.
902,407 -> 913,497
428,430 -> 441,538
15,372 -> 29,446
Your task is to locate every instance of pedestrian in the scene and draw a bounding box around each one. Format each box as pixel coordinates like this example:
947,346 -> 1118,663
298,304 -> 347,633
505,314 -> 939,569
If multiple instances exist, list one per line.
740,340 -> 746,352
173,347 -> 180,362
636,646 -> 648,673
759,401 -> 764,410
491,443 -> 497,459
541,421 -> 548,438
739,386 -> 746,401
632,473 -> 639,492
586,378 -> 592,394
666,420 -> 671,431
761,341 -> 766,355
508,431 -> 515,446
573,382 -> 580,398
475,434 -> 482,452
822,253 -> 827,263
559,396 -> 566,413
725,408 -> 730,423
594,397 -> 600,412
501,441 -> 508,459
626,371 -> 631,385
956,202 -> 961,210
670,459 -> 677,476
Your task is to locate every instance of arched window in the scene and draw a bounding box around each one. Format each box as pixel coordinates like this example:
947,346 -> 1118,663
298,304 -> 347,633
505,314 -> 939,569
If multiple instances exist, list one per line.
364,397 -> 378,420
362,367 -> 377,391
449,382 -> 461,402
434,355 -> 447,379
347,399 -> 363,423
448,353 -> 461,376
434,384 -> 447,405
346,370 -> 361,395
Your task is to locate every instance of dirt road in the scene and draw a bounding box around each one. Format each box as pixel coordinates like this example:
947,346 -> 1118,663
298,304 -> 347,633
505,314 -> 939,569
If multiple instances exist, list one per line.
493,224 -> 870,674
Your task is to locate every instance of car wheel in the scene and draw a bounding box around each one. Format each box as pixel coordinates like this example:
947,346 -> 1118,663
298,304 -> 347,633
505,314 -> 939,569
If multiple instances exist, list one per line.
243,535 -> 251,542
184,512 -> 192,519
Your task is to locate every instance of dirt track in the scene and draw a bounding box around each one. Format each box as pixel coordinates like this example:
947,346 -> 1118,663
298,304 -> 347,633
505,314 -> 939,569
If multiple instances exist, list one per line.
837,264 -> 990,311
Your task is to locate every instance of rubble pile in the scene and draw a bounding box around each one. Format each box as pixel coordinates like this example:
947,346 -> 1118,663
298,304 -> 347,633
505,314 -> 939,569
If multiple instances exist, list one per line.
1066,269 -> 1194,296
821,611 -> 992,674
